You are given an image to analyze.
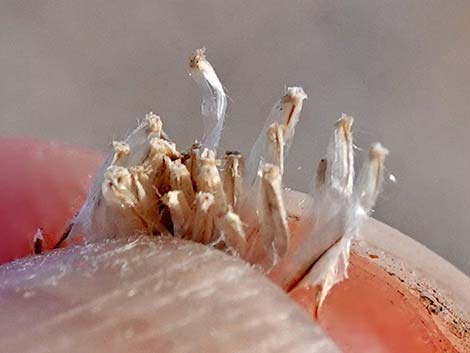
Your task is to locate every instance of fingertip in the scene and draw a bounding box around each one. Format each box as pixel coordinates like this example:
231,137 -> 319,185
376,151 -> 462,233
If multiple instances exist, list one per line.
0,238 -> 338,353
0,137 -> 102,264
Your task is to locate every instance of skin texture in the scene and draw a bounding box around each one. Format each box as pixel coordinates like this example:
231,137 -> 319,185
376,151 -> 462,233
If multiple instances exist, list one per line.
0,138 -> 338,353
2,138 -> 467,352
0,138 -> 102,264
0,237 -> 337,353
291,253 -> 461,353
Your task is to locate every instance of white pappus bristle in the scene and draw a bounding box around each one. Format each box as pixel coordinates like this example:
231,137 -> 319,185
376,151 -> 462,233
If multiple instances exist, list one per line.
246,86 -> 307,186
189,48 -> 227,152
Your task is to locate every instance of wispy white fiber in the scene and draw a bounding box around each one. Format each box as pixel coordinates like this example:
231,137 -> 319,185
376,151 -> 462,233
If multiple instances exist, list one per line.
246,87 -> 307,186
189,48 -> 227,152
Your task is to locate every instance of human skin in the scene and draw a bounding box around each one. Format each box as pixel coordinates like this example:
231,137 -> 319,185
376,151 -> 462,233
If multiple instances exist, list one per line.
284,191 -> 470,353
1,138 -> 468,352
287,217 -> 470,352
0,138 -> 102,264
291,253 -> 465,353
0,237 -> 338,353
0,138 -> 338,353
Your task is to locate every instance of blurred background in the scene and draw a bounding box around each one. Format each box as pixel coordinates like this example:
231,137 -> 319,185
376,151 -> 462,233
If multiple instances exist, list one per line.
1,1 -> 469,273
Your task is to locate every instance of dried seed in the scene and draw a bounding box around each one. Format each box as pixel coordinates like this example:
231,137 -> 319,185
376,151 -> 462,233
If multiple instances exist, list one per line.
246,87 -> 307,186
143,112 -> 166,139
169,160 -> 195,205
266,122 -> 286,176
325,114 -> 355,199
315,159 -> 328,189
110,141 -> 130,166
161,190 -> 192,237
191,192 -> 216,244
223,151 -> 244,211
33,228 -> 44,254
259,163 -> 289,260
216,211 -> 247,255
197,149 -> 227,213
247,163 -> 289,269
186,142 -> 201,188
354,143 -> 389,214
301,142 -> 389,310
279,87 -> 308,146
189,48 -> 227,151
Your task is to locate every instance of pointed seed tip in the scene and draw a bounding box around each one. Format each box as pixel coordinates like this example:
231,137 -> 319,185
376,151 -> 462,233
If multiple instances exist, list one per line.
189,48 -> 207,69
33,228 -> 44,241
335,114 -> 354,131
369,142 -> 389,158
285,86 -> 308,101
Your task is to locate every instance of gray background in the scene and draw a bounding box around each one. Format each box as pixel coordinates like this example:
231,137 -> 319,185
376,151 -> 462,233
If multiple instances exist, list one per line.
1,1 -> 469,273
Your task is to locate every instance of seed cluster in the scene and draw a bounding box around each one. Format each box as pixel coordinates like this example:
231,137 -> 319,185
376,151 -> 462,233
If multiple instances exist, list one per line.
68,49 -> 389,305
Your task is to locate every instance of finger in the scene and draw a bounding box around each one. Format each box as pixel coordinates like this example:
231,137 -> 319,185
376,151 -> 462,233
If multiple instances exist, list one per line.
289,220 -> 468,353
0,138 -> 102,264
0,237 -> 339,353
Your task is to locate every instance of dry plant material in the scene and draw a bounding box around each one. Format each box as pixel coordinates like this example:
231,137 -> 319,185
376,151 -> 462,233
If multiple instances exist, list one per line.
32,228 -> 44,255
68,49 -> 389,307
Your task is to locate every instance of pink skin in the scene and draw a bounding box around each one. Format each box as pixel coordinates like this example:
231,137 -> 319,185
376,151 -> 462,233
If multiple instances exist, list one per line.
290,253 -> 461,353
0,138 -> 465,352
0,138 -> 102,264
0,138 -> 337,353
